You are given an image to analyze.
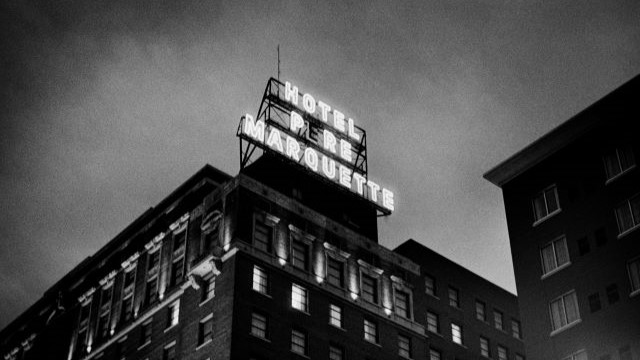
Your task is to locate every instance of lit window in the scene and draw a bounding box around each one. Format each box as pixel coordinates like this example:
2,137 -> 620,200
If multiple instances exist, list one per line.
394,290 -> 411,318
254,218 -> 273,253
329,304 -> 342,328
429,348 -> 441,360
480,337 -> 490,357
163,343 -> 176,360
202,276 -> 215,302
329,344 -> 344,360
615,195 -> 640,235
424,275 -> 436,296
291,329 -> 307,355
167,301 -> 180,328
475,300 -> 486,321
141,320 -> 152,345
361,274 -> 378,304
426,311 -> 439,334
497,345 -> 508,360
291,284 -> 308,312
448,287 -> 459,308
398,335 -> 411,358
540,236 -> 570,276
292,240 -> 309,271
494,310 -> 503,330
562,350 -> 588,360
627,257 -> 640,293
363,318 -> 378,343
198,315 -> 213,345
603,145 -> 635,181
252,265 -> 268,294
250,312 -> 268,339
549,291 -> 580,332
451,323 -> 462,345
511,319 -> 522,339
327,257 -> 344,287
533,185 -> 560,223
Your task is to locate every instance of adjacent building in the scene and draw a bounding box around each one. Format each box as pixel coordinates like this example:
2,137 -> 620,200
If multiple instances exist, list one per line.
484,74 -> 640,360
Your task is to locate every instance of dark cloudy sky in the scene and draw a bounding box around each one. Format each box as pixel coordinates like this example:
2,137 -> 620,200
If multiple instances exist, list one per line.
1,0 -> 639,329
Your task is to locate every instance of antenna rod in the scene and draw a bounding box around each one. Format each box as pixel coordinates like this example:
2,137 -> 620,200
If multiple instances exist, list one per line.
277,45 -> 281,82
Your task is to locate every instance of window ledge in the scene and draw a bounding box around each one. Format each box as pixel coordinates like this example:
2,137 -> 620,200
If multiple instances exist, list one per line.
533,209 -> 561,227
550,319 -> 582,337
291,308 -> 310,315
329,323 -> 346,331
427,330 -> 442,338
199,297 -> 214,307
449,305 -> 462,311
617,224 -> 640,239
630,289 -> 640,298
426,294 -> 440,300
164,324 -> 178,333
605,165 -> 635,185
249,334 -> 271,343
137,341 -> 151,351
364,340 -> 382,347
290,351 -> 310,359
453,342 -> 467,349
541,262 -> 572,280
195,339 -> 212,351
252,289 -> 272,298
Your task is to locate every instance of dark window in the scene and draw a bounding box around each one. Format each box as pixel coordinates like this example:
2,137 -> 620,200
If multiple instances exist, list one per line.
291,240 -> 309,271
494,310 -> 503,330
395,290 -> 410,318
628,257 -> 640,292
426,311 -> 439,333
173,231 -> 186,252
511,319 -> 522,339
254,219 -> 272,253
251,312 -> 268,339
429,348 -> 441,360
145,277 -> 158,306
603,145 -> 635,180
202,276 -> 215,302
170,258 -> 185,287
141,321 -> 152,344
425,275 -> 436,296
606,284 -> 620,304
615,195 -> 640,235
361,274 -> 378,303
97,312 -> 110,340
291,329 -> 307,355
327,257 -> 344,287
124,270 -> 135,289
577,237 -> 590,255
532,185 -> 560,222
595,227 -> 608,246
121,296 -> 133,323
448,287 -> 459,308
398,335 -> 411,358
147,251 -> 160,271
329,344 -> 344,360
202,225 -> 219,256
163,344 -> 176,360
198,316 -> 213,345
588,292 -> 601,313
475,300 -> 486,321
363,318 -> 378,343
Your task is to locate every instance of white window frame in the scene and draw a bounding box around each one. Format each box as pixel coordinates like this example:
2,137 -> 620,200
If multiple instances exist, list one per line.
549,290 -> 581,335
358,259 -> 383,305
291,283 -> 309,313
329,304 -> 343,328
252,265 -> 269,295
532,184 -> 561,225
363,318 -> 378,344
627,256 -> 640,297
615,194 -> 640,237
540,236 -> 571,279
451,322 -> 463,345
603,145 -> 635,183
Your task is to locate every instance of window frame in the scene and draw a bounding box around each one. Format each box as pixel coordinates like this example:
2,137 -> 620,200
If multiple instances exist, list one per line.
398,334 -> 412,359
540,235 -> 571,278
532,184 -> 561,225
627,256 -> 640,296
290,328 -> 308,356
252,265 -> 269,295
250,311 -> 268,340
363,318 -> 378,344
549,290 -> 581,334
424,274 -> 437,297
426,311 -> 439,334
448,286 -> 460,308
450,322 -> 463,345
603,144 -> 635,183
494,309 -> 504,331
329,304 -> 343,329
291,283 -> 309,313
475,300 -> 486,322
197,313 -> 214,346
615,194 -> 640,237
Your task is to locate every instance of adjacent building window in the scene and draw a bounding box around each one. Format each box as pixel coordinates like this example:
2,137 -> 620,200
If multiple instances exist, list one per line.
198,315 -> 213,345
562,350 -> 588,360
329,344 -> 344,360
254,217 -> 273,253
540,236 -> 570,276
163,342 -> 176,360
603,145 -> 635,181
627,257 -> 640,293
475,300 -> 486,321
329,304 -> 342,328
327,257 -> 344,288
588,293 -> 601,313
615,195 -> 640,235
250,312 -> 268,339
363,318 -> 378,344
361,273 -> 379,304
394,290 -> 410,318
424,275 -> 436,296
202,276 -> 215,302
606,284 -> 620,304
167,301 -> 180,328
511,319 -> 522,339
398,335 -> 411,358
429,348 -> 442,360
497,345 -> 508,360
480,337 -> 490,357
550,291 -> 580,332
451,323 -> 462,345
145,276 -> 159,307
291,240 -> 309,271
141,320 -> 152,345
291,283 -> 308,312
252,265 -> 268,294
494,310 -> 503,330
426,311 -> 439,333
448,287 -> 460,308
291,329 -> 307,356
533,185 -> 560,222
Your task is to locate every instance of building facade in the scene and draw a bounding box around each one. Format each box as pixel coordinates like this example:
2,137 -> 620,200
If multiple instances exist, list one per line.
484,74 -> 640,360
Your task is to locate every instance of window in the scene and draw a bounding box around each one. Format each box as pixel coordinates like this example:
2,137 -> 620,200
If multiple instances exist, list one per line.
147,251 -> 160,272
250,312 -> 268,339
475,300 -> 486,321
254,218 -> 273,253
198,315 -> 213,345
252,265 -> 268,294
549,291 -> 580,332
291,284 -> 308,312
361,274 -> 378,304
145,277 -> 158,306
121,296 -> 133,323
173,231 -> 186,251
329,344 -> 344,360
451,323 -> 462,345
628,257 -> 640,293
425,275 -> 436,296
329,304 -> 342,328
363,318 -> 378,344
494,310 -> 503,330
448,287 -> 459,308
480,337 -> 490,357
394,290 -> 410,318
588,293 -> 601,313
429,348 -> 441,360
292,240 -> 309,271
606,284 -> 619,304
76,302 -> 91,355
291,329 -> 307,355
563,350 -> 588,360
398,335 -> 411,358
202,276 -> 215,302
511,319 -> 521,339
98,286 -> 113,340
497,346 -> 508,360
327,257 -> 344,287
170,258 -> 185,287
615,195 -> 640,235
167,301 -> 180,328
603,145 -> 635,181
532,185 -> 560,222
426,311 -> 439,333
163,343 -> 176,360
540,236 -> 570,276
141,320 -> 152,345
124,269 -> 136,290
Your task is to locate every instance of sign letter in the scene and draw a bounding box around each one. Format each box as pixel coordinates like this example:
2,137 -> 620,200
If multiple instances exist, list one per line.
285,81 -> 299,105
323,130 -> 337,154
243,114 -> 265,142
290,111 -> 305,133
